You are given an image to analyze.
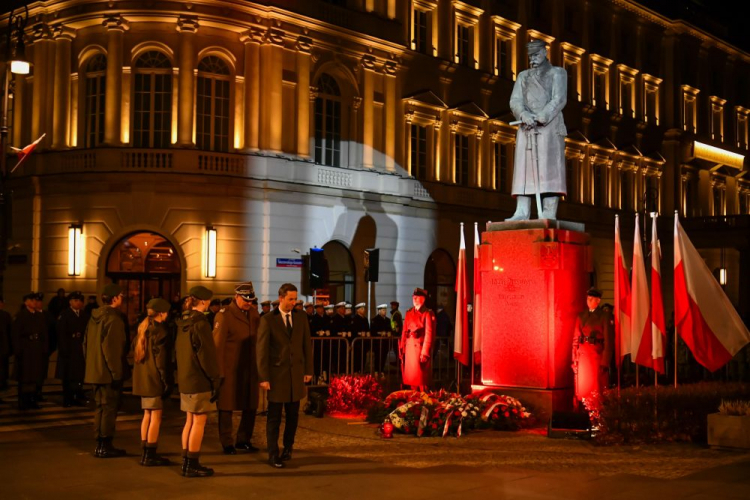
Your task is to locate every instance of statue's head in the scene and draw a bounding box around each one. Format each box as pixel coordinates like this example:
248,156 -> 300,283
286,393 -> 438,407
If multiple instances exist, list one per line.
527,40 -> 548,68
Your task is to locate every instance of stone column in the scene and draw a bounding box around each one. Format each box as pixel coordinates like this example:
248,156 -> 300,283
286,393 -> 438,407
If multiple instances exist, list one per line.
240,27 -> 263,151
309,86 -> 318,161
383,61 -> 397,171
52,26 -> 76,149
361,55 -> 376,168
296,36 -> 312,158
31,24 -> 53,150
404,110 -> 413,175
260,28 -> 284,152
103,16 -> 128,146
176,16 -> 199,147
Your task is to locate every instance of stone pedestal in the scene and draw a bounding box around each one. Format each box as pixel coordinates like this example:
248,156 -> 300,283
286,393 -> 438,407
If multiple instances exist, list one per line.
478,220 -> 592,418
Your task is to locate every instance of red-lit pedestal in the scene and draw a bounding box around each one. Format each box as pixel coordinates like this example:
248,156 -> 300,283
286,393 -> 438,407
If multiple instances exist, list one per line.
478,221 -> 591,419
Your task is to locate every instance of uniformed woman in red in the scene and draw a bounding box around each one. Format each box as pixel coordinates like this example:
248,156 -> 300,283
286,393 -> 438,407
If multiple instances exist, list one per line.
400,288 -> 435,392
572,288 -> 612,406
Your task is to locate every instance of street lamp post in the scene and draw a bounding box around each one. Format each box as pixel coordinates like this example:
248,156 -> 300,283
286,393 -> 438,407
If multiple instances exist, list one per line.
1,6 -> 30,298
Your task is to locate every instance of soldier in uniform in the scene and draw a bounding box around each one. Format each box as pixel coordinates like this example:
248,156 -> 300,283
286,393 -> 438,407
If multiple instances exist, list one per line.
212,282 -> 261,455
304,302 -> 314,318
400,289 -> 435,392
310,303 -> 328,336
390,301 -> 403,337
132,298 -> 173,467
571,288 -> 612,407
260,300 -> 272,316
324,304 -> 334,321
48,288 -> 69,319
12,293 -> 49,410
331,302 -> 349,338
0,296 -> 12,393
370,304 -> 392,373
84,284 -> 128,457
206,299 -> 222,327
351,303 -> 370,373
56,291 -> 89,407
294,300 -> 304,313
175,286 -> 220,477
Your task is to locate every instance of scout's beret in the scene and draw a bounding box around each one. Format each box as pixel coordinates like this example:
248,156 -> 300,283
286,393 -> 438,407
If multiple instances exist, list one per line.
377,304 -> 387,310
324,304 -> 334,310
68,291 -> 84,301
147,298 -> 171,313
586,287 -> 602,298
234,282 -> 256,301
412,288 -> 428,298
527,39 -> 547,53
102,283 -> 122,297
355,302 -> 366,309
335,301 -> 346,308
390,301 -> 399,307
261,300 -> 271,306
189,286 -> 213,300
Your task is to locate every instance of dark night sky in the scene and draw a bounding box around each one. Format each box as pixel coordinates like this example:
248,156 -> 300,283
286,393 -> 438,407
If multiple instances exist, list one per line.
3,0 -> 750,53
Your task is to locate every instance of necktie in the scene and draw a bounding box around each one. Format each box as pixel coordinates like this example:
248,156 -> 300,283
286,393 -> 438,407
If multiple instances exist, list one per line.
285,313 -> 293,337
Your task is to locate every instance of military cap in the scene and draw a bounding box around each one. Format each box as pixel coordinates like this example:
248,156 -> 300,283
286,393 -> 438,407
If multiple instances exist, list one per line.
23,292 -> 37,301
345,303 -> 352,309
303,302 -> 313,308
586,287 -> 602,298
147,298 -> 171,313
355,302 -> 366,309
295,300 -> 304,306
314,303 -> 324,309
412,287 -> 428,298
34,292 -> 44,301
68,291 -> 84,301
188,285 -> 213,300
377,303 -> 388,310
527,39 -> 547,53
390,301 -> 400,307
324,304 -> 334,310
221,297 -> 233,306
335,301 -> 346,308
272,299 -> 280,307
234,282 -> 256,301
102,283 -> 123,297
261,300 -> 271,307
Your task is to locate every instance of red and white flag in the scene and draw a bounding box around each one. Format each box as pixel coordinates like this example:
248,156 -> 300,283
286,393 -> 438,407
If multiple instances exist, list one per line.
472,222 -> 482,365
631,213 -> 653,368
674,216 -> 750,371
650,215 -> 666,374
614,215 -> 632,367
454,223 -> 469,366
10,133 -> 46,173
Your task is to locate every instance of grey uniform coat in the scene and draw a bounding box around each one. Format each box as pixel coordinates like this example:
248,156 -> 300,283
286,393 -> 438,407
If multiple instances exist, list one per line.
509,58 -> 567,195
256,309 -> 313,403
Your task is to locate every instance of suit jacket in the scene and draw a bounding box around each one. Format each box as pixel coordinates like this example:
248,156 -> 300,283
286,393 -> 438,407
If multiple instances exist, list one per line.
256,308 -> 313,403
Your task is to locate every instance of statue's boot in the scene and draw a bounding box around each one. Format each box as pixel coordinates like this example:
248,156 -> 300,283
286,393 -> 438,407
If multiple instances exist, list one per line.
541,196 -> 560,220
506,196 -> 531,221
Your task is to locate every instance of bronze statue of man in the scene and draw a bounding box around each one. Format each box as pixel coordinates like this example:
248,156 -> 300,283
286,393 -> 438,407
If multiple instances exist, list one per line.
507,40 -> 567,221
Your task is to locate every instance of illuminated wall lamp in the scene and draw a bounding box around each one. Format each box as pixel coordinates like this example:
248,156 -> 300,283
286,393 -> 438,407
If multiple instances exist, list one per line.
67,225 -> 83,276
204,226 -> 217,278
719,268 -> 727,286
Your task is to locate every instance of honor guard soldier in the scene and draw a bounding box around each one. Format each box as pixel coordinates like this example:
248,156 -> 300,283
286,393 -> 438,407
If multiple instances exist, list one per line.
351,303 -> 370,373
400,289 -> 435,392
311,304 -> 329,336
260,301 -> 272,316
294,300 -> 304,313
56,291 -> 88,407
331,302 -> 350,337
304,302 -> 314,317
176,286 -> 220,477
84,284 -> 129,457
571,288 -> 613,407
132,298 -> 173,467
272,299 -> 280,311
371,304 -> 391,337
212,282 -> 261,456
352,303 -> 370,337
390,301 -> 403,337
12,293 -> 49,410
324,304 -> 335,320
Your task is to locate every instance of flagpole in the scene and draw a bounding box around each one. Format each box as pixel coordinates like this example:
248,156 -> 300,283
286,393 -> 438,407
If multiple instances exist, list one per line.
674,211 -> 679,388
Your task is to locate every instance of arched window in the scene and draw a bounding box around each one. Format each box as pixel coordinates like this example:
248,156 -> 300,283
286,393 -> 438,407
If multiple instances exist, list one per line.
132,51 -> 173,148
84,54 -> 107,147
314,74 -> 342,167
196,56 -> 231,152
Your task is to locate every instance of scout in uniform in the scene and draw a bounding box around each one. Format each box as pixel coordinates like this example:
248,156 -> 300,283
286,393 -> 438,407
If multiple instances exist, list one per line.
212,282 -> 261,455
55,291 -> 88,407
371,304 -> 392,372
12,293 -> 49,410
351,303 -> 370,373
132,298 -> 173,466
390,301 -> 403,337
84,283 -> 128,457
400,288 -> 435,392
175,286 -> 220,477
571,287 -> 613,406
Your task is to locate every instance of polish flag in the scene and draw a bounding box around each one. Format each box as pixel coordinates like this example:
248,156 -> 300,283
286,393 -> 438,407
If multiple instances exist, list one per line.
631,213 -> 653,368
614,215 -> 632,367
454,223 -> 469,366
650,215 -> 666,374
10,133 -> 46,173
472,222 -> 482,365
674,216 -> 750,372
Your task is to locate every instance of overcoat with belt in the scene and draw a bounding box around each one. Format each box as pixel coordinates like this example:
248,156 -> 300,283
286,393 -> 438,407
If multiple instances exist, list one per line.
509,58 -> 567,195
256,308 -> 313,403
400,306 -> 435,387
55,307 -> 89,382
212,301 -> 260,410
12,308 -> 49,384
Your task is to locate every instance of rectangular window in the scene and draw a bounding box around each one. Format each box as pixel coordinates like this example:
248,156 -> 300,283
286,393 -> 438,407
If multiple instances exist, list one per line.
314,97 -> 341,167
592,164 -> 603,206
711,104 -> 724,141
621,81 -> 633,117
134,73 -> 172,148
455,134 -> 470,186
457,24 -> 471,67
496,38 -> 510,78
646,89 -> 658,124
410,124 -> 428,179
414,9 -> 429,54
565,158 -> 576,202
593,72 -> 606,109
713,186 -> 725,216
85,75 -> 106,148
564,60 -> 578,102
646,175 -> 660,213
494,142 -> 508,192
621,170 -> 633,210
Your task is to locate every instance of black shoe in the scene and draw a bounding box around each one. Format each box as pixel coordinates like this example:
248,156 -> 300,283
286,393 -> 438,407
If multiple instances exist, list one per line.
280,447 -> 293,462
268,455 -> 284,469
181,457 -> 188,476
222,445 -> 237,455
142,447 -> 171,467
94,439 -> 103,457
97,438 -> 126,458
235,442 -> 259,453
184,458 -> 214,477
140,448 -> 147,465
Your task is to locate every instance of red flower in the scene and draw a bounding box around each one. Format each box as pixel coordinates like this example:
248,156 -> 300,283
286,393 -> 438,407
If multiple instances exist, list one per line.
453,410 -> 461,416
512,409 -> 518,414
504,412 -> 510,417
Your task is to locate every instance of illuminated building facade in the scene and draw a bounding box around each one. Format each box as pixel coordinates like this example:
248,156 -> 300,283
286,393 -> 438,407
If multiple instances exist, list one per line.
1,0 -> 749,322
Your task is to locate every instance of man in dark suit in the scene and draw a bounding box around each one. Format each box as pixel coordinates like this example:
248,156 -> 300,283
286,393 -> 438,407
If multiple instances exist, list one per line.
257,283 -> 313,469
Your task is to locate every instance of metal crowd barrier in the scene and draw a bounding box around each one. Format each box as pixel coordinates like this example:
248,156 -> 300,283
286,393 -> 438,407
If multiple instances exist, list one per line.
310,337 -> 350,385
349,336 -> 402,386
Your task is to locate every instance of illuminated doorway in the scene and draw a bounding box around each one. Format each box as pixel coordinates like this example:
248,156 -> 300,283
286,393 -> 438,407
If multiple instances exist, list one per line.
106,231 -> 181,328
320,241 -> 355,305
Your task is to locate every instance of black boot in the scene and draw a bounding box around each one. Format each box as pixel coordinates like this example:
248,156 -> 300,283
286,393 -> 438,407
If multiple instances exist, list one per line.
183,457 -> 214,477
97,437 -> 126,458
94,438 -> 103,457
142,446 -> 171,467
